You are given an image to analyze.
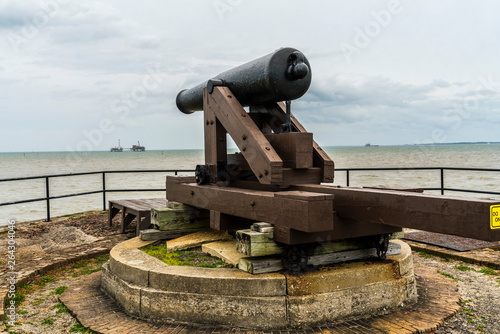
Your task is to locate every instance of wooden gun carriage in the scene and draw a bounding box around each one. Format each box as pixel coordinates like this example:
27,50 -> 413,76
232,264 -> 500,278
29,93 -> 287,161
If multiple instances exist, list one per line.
167,47 -> 500,268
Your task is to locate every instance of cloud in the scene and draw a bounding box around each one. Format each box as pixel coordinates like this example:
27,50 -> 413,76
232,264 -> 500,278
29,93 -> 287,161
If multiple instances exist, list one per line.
0,1 -> 37,29
2,1 -> 500,151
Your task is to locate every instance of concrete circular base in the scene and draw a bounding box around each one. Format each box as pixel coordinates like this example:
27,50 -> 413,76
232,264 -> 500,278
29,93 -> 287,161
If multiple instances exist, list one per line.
101,238 -> 417,330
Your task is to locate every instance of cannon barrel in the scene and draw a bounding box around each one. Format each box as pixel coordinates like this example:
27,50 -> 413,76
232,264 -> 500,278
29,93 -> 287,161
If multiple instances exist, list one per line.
176,47 -> 312,114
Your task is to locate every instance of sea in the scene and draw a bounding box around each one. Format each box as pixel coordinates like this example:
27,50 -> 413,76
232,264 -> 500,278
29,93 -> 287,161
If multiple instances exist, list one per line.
1,144 -> 499,226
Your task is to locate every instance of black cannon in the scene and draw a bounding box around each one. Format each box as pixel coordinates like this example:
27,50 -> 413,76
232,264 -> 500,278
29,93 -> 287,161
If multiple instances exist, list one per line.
176,47 -> 312,114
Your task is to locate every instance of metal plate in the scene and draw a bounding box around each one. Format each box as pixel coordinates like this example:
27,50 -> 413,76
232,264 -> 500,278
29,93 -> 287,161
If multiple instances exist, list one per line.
404,231 -> 500,252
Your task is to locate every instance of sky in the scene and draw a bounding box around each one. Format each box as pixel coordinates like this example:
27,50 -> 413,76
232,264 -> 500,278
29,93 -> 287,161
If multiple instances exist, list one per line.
1,0 -> 499,152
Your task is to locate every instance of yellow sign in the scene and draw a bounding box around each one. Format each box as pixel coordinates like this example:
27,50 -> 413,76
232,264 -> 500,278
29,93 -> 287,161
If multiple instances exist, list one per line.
491,205 -> 500,229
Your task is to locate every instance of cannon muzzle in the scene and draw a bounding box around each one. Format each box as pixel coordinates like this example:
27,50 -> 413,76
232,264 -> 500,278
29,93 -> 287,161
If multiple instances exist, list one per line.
176,47 -> 312,114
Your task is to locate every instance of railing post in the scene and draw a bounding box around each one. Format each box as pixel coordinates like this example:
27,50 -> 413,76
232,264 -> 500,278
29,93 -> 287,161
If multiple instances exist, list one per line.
346,170 -> 350,187
45,176 -> 51,222
440,168 -> 444,195
102,172 -> 107,211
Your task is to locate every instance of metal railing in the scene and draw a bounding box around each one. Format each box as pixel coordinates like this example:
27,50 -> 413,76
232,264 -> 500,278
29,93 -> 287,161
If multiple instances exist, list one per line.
1,167 -> 499,222
337,167 -> 500,196
0,169 -> 193,221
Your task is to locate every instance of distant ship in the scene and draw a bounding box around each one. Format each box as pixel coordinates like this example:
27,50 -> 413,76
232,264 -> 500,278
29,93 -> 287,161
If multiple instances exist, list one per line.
110,139 -> 123,152
365,143 -> 379,147
131,141 -> 146,152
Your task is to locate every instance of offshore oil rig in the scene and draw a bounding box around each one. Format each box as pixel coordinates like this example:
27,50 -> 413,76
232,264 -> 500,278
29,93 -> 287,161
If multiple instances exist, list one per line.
110,140 -> 145,152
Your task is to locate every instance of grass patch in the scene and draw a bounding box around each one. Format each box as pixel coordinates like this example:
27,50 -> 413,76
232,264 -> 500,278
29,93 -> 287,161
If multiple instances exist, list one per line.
19,284 -> 35,294
55,286 -> 68,295
478,267 -> 496,276
454,264 -> 473,272
73,267 -> 102,277
33,298 -> 45,306
419,251 -> 432,259
72,260 -> 90,269
70,323 -> 96,333
95,255 -> 109,263
17,309 -> 28,315
41,316 -> 54,325
5,293 -> 25,307
141,244 -> 229,268
41,276 -> 54,283
437,270 -> 459,281
54,302 -> 69,314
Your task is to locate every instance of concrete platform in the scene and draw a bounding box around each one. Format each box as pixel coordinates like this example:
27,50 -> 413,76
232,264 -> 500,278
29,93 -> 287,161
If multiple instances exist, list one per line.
62,265 -> 460,333
100,237 -> 418,330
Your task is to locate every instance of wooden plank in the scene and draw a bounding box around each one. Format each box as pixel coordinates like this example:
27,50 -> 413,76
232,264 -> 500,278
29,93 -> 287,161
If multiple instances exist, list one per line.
139,228 -> 208,241
202,240 -> 249,266
238,256 -> 283,274
307,242 -> 401,266
166,178 -> 334,233
111,199 -> 167,212
166,176 -> 196,184
264,132 -> 313,169
292,184 -> 500,242
208,87 -> 283,185
251,222 -> 274,233
151,207 -> 209,231
364,186 -> 424,193
274,190 -> 334,201
166,229 -> 233,252
235,228 -> 284,256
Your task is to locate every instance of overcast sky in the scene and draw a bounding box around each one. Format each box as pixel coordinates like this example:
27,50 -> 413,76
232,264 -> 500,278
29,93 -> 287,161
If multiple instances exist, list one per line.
1,0 -> 499,152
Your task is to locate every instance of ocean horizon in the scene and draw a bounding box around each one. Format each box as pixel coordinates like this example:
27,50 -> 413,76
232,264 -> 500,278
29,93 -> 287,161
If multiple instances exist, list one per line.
1,143 -> 499,225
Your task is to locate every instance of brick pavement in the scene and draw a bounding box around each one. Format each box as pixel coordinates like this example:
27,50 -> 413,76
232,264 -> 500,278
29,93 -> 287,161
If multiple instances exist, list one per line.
0,232 -> 130,322
61,265 -> 460,334
405,240 -> 500,269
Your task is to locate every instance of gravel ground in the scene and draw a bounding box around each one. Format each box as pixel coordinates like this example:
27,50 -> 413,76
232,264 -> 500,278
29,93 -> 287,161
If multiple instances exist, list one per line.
412,252 -> 500,334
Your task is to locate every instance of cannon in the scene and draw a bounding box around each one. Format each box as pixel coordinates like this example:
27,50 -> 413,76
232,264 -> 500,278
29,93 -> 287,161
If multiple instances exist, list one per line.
176,47 -> 312,114
168,48 -> 500,269
176,47 -> 333,187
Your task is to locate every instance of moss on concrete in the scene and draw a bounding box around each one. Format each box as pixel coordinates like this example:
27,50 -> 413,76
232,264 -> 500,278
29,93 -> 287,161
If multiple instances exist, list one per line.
141,243 -> 230,268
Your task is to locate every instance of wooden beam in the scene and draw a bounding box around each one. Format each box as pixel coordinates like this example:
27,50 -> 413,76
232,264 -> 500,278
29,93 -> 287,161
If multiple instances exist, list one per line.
264,133 -> 313,169
210,211 -> 255,230
207,87 -> 283,184
236,228 -> 284,256
264,103 -> 335,183
203,89 -> 227,182
166,177 -> 334,233
238,256 -> 283,274
238,242 -> 402,274
292,184 -> 500,242
151,207 -> 209,231
273,219 -> 401,245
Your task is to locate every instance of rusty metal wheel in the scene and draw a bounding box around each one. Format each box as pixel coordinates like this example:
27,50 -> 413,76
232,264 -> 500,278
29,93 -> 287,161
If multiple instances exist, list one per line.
195,164 -> 210,185
281,245 -> 308,272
